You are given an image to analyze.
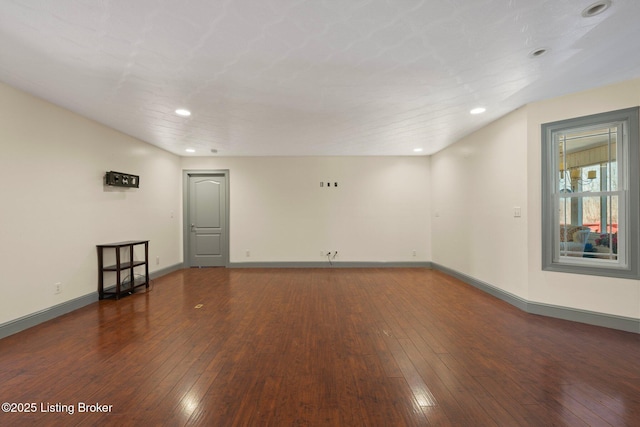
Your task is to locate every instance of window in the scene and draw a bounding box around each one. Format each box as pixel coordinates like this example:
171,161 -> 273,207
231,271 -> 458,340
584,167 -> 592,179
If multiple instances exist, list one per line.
542,107 -> 640,278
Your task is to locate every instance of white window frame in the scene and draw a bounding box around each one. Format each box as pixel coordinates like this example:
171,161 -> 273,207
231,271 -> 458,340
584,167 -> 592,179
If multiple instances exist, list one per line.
541,107 -> 640,278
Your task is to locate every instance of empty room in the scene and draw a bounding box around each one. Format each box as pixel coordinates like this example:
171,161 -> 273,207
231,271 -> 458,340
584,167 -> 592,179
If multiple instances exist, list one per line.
1,1 -> 639,426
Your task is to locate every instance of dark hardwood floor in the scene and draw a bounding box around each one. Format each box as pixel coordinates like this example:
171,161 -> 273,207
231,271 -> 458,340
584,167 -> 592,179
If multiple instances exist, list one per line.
1,268 -> 639,426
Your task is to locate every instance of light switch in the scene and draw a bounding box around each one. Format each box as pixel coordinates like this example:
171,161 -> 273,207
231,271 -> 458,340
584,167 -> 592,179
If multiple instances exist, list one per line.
514,207 -> 522,218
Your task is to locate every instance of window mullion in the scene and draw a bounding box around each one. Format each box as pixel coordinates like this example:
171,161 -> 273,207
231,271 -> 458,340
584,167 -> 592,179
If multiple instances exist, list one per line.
542,107 -> 639,278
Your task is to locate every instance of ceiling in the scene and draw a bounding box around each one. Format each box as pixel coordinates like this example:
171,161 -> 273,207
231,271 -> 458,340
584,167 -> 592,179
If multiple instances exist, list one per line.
1,0 -> 640,157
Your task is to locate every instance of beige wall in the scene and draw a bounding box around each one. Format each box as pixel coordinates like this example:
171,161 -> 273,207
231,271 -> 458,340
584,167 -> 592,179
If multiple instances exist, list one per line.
526,79 -> 640,318
181,156 -> 432,263
431,107 -> 529,298
3,75 -> 640,329
432,78 -> 640,320
0,82 -> 183,325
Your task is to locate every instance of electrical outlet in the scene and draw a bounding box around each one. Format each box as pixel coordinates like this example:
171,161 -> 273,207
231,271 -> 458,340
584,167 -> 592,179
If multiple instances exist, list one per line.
246,250 -> 250,257
156,256 -> 160,265
54,282 -> 62,294
412,250 -> 417,257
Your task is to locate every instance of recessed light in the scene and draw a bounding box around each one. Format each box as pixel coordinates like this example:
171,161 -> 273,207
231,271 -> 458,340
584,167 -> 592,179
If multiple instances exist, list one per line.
528,47 -> 549,58
413,148 -> 423,153
582,0 -> 611,18
185,148 -> 195,153
175,109 -> 191,117
470,107 -> 486,115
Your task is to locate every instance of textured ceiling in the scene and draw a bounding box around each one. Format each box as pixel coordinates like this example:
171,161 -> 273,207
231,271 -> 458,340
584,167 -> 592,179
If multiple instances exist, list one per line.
1,0 -> 640,156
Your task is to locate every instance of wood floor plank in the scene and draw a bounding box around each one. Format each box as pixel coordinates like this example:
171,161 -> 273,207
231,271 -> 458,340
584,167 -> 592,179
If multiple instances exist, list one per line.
1,267 -> 639,426
396,337 -> 496,427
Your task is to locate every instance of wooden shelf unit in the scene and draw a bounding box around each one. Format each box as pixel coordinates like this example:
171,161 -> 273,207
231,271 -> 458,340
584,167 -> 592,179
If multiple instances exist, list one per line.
97,240 -> 149,300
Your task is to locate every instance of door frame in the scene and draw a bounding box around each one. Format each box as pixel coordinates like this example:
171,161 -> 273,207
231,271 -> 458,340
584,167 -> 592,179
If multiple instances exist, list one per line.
183,170 -> 230,267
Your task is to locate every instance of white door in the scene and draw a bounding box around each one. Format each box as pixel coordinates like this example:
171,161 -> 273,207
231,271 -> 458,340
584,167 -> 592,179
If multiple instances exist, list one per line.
187,174 -> 227,267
